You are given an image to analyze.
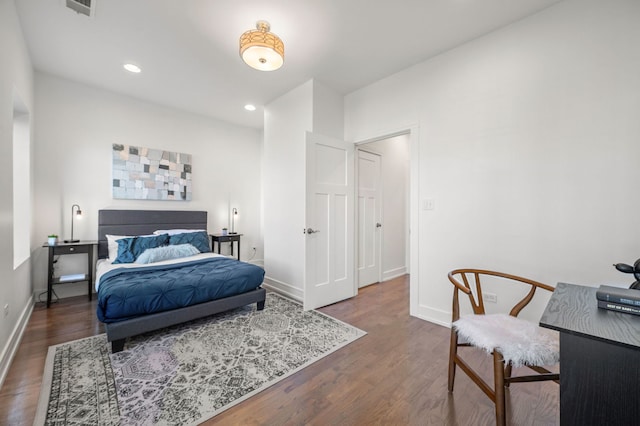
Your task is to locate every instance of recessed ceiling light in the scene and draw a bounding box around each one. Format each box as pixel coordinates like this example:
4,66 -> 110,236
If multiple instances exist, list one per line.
123,63 -> 141,73
244,104 -> 257,111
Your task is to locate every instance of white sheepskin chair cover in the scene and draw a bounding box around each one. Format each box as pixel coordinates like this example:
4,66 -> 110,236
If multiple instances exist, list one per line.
453,313 -> 559,368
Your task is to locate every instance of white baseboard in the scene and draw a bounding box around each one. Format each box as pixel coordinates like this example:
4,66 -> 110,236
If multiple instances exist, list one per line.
262,276 -> 303,302
411,302 -> 451,328
0,295 -> 34,389
247,258 -> 264,267
382,266 -> 407,282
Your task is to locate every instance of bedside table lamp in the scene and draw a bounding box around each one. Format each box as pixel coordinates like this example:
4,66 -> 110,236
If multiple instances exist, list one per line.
230,208 -> 238,234
64,204 -> 82,243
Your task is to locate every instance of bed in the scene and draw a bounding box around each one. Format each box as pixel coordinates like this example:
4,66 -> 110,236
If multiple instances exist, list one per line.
96,209 -> 266,353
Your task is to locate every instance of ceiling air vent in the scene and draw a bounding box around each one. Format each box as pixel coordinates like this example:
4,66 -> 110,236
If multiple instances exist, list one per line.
66,0 -> 94,17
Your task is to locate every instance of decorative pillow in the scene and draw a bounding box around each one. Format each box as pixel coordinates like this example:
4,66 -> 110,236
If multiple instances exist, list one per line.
168,231 -> 211,253
153,229 -> 206,236
113,234 -> 170,264
107,234 -> 161,262
106,235 -> 132,262
135,244 -> 200,264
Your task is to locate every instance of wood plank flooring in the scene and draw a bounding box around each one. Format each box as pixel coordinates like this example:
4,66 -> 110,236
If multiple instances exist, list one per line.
0,276 -> 558,425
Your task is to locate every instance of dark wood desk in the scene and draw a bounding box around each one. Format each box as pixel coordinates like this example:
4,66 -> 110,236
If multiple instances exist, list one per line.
540,282 -> 640,425
210,233 -> 242,260
43,240 -> 97,308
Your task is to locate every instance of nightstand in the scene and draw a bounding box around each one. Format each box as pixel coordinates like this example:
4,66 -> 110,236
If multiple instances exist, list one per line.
210,233 -> 243,260
43,240 -> 97,308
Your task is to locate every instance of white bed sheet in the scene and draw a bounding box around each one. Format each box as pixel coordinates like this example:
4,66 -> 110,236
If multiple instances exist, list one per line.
95,252 -> 227,292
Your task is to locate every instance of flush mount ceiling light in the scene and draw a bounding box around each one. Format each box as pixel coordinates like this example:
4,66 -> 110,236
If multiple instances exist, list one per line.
244,104 -> 256,111
123,63 -> 141,73
239,20 -> 284,71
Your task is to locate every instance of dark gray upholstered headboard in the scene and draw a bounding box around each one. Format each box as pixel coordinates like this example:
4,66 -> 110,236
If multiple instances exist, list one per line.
97,210 -> 208,259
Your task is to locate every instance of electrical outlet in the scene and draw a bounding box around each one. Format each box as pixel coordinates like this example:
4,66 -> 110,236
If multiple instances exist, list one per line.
3,303 -> 8,318
422,199 -> 435,211
483,293 -> 497,303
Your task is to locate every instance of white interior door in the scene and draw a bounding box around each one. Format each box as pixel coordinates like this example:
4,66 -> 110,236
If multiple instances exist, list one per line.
304,132 -> 355,310
357,149 -> 382,287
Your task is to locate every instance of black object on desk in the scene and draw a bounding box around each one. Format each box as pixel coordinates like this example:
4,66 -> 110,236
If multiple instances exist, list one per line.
210,233 -> 242,260
613,259 -> 640,289
540,282 -> 640,426
43,240 -> 97,308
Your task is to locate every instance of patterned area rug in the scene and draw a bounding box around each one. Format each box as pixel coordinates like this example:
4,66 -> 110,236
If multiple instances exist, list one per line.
35,293 -> 365,425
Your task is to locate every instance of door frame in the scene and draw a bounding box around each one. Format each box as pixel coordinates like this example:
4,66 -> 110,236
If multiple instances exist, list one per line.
354,124 -> 420,317
355,147 -> 383,287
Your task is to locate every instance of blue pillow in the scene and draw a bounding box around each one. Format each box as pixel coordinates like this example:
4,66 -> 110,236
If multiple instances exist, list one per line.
135,244 -> 200,264
113,234 -> 169,264
168,231 -> 211,253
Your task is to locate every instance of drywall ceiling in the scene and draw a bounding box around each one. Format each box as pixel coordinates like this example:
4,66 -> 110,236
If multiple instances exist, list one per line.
15,0 -> 562,129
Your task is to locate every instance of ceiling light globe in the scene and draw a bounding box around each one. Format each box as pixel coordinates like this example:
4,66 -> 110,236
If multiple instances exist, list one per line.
241,46 -> 284,71
239,21 -> 284,71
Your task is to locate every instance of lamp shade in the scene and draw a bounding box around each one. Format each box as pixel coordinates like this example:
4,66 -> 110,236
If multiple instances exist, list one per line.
239,21 -> 284,71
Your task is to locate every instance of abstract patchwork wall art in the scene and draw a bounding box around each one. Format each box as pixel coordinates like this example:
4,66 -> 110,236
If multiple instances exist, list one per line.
112,144 -> 192,200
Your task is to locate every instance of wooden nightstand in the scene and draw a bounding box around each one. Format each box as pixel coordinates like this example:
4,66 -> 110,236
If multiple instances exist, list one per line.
210,233 -> 243,260
43,240 -> 97,308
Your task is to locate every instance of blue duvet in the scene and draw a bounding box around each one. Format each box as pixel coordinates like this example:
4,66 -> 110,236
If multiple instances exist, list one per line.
97,257 -> 265,323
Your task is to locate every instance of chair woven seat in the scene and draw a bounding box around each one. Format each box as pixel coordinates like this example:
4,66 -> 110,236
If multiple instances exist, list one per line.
453,313 -> 559,368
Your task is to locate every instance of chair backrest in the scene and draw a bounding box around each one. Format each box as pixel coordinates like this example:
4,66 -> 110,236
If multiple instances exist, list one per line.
448,269 -> 555,322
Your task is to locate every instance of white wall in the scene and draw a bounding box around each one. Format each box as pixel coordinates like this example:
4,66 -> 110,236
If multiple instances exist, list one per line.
0,0 -> 35,387
345,0 -> 640,325
263,79 -> 345,301
32,73 -> 263,297
263,81 -> 313,300
312,80 -> 344,141
360,134 -> 410,281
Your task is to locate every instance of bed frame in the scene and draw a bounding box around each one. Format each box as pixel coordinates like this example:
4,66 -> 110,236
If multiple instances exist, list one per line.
97,209 -> 266,353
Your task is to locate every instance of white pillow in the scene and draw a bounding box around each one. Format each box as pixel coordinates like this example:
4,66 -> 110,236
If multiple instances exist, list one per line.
106,234 -> 131,262
134,244 -> 200,264
153,229 -> 206,236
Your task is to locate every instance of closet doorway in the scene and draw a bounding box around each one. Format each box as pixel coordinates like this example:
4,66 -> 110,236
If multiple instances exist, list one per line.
356,134 -> 410,288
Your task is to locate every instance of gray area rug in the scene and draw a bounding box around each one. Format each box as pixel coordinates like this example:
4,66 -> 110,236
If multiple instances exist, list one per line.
35,293 -> 365,425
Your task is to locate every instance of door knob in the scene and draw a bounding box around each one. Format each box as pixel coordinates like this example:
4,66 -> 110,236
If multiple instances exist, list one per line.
376,223 -> 382,228
305,228 -> 320,234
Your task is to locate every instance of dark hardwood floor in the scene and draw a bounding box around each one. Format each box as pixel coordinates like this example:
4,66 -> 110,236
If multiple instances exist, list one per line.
0,276 -> 558,425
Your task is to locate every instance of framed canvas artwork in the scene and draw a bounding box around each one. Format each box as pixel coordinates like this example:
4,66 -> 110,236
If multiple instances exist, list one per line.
112,144 -> 192,200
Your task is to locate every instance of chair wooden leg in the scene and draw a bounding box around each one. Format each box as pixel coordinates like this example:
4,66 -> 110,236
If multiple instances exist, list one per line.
504,364 -> 512,388
493,350 -> 506,426
448,329 -> 458,392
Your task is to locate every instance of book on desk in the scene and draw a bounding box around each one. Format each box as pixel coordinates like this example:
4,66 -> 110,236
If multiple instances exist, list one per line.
596,285 -> 640,316
597,300 -> 640,316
